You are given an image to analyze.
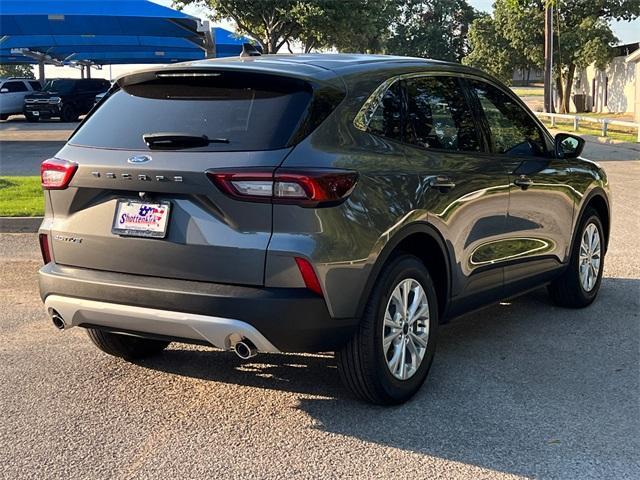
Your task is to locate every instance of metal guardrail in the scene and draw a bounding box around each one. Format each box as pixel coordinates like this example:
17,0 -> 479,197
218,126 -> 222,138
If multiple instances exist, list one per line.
535,112 -> 640,143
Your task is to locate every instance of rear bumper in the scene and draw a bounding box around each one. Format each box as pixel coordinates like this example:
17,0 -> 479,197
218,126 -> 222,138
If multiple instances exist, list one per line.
39,263 -> 358,352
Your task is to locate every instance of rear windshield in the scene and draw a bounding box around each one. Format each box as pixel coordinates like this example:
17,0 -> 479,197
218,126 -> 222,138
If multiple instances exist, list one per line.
69,71 -> 339,152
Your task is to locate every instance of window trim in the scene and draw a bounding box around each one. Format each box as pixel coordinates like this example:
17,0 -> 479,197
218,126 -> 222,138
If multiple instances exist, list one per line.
354,70 -> 554,154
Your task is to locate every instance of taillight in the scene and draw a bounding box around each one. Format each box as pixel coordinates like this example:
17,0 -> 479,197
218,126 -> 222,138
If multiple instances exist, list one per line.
38,233 -> 51,264
295,257 -> 323,296
207,169 -> 358,207
41,158 -> 78,189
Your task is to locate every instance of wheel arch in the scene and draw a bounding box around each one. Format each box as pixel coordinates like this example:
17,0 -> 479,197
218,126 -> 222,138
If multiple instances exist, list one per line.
574,188 -> 611,253
355,222 -> 452,322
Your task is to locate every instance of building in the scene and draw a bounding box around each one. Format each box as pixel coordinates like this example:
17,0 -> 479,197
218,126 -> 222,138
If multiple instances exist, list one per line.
625,47 -> 640,122
571,43 -> 638,116
512,67 -> 543,86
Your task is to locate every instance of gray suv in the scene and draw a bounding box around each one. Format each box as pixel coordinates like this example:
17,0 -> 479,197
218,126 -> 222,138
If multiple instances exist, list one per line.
38,54 -> 610,405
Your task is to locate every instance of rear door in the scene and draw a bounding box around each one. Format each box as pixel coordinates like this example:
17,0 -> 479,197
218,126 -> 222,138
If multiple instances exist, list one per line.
400,75 -> 510,311
49,70 -> 332,286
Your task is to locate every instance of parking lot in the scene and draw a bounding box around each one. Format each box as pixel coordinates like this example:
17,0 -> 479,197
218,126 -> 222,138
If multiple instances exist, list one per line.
1,123 -> 639,479
0,116 -> 77,175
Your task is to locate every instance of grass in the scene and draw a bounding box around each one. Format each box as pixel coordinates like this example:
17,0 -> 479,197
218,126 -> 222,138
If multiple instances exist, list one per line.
511,87 -> 544,97
0,176 -> 44,217
574,112 -> 635,122
540,119 -> 638,143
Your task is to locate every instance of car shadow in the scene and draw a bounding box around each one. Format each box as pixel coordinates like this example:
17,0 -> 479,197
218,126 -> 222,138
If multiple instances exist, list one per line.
136,277 -> 639,478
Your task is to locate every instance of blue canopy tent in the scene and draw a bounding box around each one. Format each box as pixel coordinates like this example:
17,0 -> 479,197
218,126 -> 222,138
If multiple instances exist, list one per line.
0,0 -> 259,76
0,0 -> 215,77
0,35 -> 205,65
215,27 -> 258,58
0,0 -> 205,42
0,28 -> 258,64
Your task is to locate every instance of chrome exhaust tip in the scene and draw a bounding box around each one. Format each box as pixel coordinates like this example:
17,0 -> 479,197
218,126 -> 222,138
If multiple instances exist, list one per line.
50,310 -> 65,330
234,339 -> 257,360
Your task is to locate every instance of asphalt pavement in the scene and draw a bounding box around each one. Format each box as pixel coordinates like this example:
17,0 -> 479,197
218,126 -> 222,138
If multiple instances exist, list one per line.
0,133 -> 639,479
0,118 -> 76,175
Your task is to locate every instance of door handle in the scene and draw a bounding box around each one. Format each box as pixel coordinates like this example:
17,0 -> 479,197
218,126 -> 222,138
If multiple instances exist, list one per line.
429,176 -> 456,192
513,175 -> 534,190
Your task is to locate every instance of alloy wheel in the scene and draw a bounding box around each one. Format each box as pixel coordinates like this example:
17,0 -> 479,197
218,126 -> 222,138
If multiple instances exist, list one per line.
382,278 -> 430,380
579,222 -> 601,292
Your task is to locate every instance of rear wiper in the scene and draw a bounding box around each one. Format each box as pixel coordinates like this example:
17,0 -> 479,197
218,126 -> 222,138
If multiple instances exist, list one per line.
143,132 -> 230,150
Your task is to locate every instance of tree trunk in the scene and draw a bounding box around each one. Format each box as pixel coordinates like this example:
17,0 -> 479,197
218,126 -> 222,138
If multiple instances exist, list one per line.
561,63 -> 576,114
268,36 -> 279,54
555,72 -> 564,113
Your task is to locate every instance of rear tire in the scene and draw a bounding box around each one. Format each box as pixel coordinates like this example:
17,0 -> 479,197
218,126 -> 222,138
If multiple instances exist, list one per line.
336,255 -> 438,405
548,207 -> 605,308
86,329 -> 170,360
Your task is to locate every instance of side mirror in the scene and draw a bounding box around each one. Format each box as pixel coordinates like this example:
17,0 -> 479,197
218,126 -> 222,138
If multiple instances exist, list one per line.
555,133 -> 585,159
0,88 -> 8,93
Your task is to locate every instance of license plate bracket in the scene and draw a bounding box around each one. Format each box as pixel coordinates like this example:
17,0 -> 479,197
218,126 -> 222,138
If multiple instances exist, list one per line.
112,199 -> 171,238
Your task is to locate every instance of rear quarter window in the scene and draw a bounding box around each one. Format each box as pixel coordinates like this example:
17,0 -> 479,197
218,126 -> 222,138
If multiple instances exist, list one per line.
70,71 -> 343,152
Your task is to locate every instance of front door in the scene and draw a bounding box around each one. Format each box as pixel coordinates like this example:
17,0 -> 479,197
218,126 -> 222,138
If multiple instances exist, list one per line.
467,79 -> 575,294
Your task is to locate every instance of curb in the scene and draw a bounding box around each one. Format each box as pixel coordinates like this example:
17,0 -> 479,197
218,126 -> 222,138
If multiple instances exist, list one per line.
0,216 -> 43,233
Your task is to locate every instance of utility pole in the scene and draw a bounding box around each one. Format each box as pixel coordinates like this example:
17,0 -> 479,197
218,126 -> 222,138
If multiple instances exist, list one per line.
543,4 -> 554,112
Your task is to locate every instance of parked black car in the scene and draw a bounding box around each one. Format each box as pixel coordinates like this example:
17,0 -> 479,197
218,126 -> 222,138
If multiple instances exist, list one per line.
24,78 -> 110,122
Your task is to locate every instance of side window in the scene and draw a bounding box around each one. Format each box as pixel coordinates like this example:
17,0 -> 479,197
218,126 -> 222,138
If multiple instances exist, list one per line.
4,81 -> 28,93
470,80 -> 546,156
404,76 -> 480,152
29,81 -> 42,91
367,81 -> 402,142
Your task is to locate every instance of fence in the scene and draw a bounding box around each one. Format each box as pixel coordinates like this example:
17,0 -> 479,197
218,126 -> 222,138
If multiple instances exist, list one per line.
535,112 -> 640,143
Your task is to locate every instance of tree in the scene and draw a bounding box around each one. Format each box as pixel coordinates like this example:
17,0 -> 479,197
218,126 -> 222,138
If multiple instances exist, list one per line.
285,0 -> 398,53
463,14 -> 520,83
465,0 -> 640,113
494,1 -> 544,84
386,0 -> 477,62
0,64 -> 35,79
175,0 -> 397,54
174,0 -> 297,53
549,2 -> 629,113
463,2 -> 543,85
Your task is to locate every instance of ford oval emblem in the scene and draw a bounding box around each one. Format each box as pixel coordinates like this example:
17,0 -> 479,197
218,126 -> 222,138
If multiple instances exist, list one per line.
128,155 -> 152,164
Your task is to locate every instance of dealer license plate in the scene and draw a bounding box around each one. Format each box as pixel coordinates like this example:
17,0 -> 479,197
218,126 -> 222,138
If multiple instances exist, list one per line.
112,200 -> 170,238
